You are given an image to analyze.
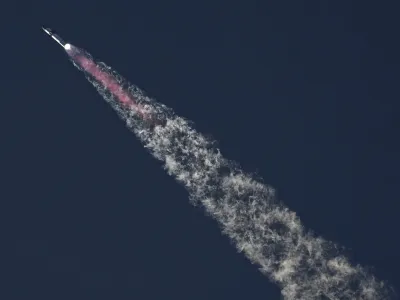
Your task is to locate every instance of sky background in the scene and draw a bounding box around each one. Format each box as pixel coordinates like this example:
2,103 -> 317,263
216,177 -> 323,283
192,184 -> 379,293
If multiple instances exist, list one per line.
2,1 -> 400,299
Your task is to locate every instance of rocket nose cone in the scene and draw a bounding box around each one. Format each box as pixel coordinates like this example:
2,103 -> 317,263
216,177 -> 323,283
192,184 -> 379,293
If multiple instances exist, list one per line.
42,27 -> 52,35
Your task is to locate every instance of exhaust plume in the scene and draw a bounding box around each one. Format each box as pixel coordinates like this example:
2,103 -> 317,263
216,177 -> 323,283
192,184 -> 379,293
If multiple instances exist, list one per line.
62,43 -> 394,299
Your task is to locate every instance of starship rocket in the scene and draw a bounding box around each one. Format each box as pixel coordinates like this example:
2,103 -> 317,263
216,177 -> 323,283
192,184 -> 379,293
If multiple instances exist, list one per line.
42,27 -> 67,48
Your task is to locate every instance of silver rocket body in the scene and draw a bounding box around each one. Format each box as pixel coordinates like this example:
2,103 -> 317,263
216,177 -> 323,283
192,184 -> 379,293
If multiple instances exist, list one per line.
42,27 -> 67,48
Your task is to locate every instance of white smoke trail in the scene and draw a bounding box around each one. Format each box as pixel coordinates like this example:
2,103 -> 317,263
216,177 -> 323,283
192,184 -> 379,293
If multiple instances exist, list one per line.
71,54 -> 394,299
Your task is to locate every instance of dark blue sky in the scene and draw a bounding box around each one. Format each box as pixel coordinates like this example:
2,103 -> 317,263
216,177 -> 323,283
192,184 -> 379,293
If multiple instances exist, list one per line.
2,1 -> 400,299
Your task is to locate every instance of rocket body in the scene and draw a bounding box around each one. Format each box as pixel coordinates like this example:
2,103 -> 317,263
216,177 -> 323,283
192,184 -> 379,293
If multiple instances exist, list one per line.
42,27 -> 67,48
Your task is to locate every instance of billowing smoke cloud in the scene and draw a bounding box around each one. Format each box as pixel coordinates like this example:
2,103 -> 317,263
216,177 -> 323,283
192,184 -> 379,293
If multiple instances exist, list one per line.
66,45 -> 394,299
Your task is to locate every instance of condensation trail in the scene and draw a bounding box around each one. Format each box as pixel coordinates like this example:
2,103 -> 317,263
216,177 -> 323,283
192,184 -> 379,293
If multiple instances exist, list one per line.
62,42 -> 394,299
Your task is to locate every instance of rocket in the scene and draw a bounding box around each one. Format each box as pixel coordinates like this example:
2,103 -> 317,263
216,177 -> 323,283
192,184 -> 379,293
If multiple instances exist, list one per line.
42,27 -> 67,48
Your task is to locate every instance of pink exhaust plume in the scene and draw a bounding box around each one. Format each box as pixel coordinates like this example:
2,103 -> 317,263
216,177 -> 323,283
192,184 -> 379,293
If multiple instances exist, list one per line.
66,45 -> 147,120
